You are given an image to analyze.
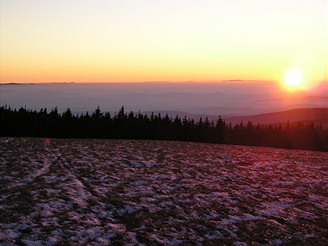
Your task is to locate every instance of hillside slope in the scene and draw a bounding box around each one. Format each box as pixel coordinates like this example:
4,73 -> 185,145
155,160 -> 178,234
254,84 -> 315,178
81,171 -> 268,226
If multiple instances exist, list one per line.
226,108 -> 328,128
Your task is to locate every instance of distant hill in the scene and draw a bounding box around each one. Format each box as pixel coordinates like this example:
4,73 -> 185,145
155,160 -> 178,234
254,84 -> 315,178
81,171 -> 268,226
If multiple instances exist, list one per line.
0,83 -> 35,85
225,108 -> 328,128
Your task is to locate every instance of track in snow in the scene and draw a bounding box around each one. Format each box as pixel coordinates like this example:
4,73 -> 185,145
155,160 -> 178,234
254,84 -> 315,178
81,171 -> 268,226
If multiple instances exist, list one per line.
0,138 -> 327,245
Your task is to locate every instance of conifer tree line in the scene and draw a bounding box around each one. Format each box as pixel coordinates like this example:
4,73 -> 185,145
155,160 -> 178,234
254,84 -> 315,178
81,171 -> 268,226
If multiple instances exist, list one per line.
0,105 -> 327,151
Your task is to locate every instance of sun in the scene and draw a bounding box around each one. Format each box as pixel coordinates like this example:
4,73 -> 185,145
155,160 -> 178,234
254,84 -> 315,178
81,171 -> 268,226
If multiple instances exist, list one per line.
283,69 -> 303,90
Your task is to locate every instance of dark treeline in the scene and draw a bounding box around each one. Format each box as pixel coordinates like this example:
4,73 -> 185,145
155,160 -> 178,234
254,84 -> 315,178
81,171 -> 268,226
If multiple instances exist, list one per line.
1,106 -> 327,151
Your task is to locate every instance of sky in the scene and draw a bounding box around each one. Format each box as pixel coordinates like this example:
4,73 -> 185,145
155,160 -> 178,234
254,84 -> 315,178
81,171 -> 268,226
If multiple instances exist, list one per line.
0,0 -> 327,84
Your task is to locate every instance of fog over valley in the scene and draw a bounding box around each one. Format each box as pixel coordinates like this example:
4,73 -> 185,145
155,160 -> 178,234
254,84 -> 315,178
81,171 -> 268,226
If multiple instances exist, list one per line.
1,82 -> 327,118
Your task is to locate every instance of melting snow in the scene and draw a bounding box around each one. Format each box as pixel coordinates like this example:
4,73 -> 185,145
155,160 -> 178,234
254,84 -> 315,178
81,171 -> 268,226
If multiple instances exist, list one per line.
0,137 -> 327,245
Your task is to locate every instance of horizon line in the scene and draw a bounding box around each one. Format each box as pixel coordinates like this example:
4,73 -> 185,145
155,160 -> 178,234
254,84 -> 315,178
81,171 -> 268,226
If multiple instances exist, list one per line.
0,80 -> 284,85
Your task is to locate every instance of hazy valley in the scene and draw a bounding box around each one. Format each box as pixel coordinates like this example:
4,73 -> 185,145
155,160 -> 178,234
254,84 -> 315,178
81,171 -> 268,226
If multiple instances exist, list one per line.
1,82 -> 327,118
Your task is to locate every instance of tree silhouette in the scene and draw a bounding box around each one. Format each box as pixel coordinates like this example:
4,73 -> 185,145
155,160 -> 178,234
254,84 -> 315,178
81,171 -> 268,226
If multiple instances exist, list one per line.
0,105 -> 327,151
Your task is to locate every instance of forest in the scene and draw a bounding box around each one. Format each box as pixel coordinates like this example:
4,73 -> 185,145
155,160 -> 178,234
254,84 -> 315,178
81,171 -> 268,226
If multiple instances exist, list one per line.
0,106 -> 327,151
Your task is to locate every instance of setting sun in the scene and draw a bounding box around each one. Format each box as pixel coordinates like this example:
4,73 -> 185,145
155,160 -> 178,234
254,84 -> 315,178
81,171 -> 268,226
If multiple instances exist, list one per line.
283,70 -> 304,90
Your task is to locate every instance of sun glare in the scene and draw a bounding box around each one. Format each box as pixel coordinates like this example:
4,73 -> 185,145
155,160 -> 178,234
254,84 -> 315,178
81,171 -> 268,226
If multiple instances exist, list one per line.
283,70 -> 303,90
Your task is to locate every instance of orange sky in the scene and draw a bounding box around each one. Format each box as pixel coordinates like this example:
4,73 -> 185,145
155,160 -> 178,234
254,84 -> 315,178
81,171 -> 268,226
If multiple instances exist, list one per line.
0,0 -> 327,85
